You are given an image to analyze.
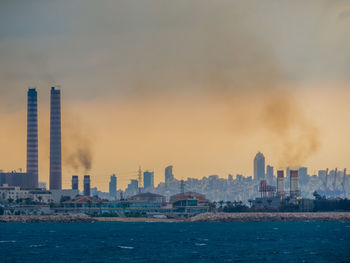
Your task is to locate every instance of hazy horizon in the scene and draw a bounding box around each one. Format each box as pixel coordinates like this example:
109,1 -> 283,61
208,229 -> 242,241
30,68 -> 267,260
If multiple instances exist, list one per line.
1,0 -> 350,191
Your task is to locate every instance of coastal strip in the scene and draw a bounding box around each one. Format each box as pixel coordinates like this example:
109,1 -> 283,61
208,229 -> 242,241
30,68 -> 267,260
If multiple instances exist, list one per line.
1,212 -> 350,223
0,215 -> 96,223
188,212 -> 350,222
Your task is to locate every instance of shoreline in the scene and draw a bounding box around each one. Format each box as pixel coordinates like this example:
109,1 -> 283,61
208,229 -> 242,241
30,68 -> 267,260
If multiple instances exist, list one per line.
1,212 -> 350,223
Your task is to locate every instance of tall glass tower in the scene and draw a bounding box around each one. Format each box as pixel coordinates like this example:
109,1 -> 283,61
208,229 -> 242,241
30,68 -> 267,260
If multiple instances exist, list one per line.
50,87 -> 62,189
27,88 -> 38,187
254,152 -> 265,181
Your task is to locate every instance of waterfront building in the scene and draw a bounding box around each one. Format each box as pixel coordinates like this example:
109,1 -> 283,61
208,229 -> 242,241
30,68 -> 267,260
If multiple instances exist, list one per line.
50,189 -> 79,203
130,192 -> 165,203
0,185 -> 52,203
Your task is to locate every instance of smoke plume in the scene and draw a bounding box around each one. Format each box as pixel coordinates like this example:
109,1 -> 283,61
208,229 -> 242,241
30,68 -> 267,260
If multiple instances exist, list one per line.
63,109 -> 94,173
259,91 -> 320,166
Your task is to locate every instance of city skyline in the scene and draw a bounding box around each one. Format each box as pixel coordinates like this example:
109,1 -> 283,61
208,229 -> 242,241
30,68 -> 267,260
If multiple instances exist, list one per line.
0,1 -> 350,191
0,86 -> 349,191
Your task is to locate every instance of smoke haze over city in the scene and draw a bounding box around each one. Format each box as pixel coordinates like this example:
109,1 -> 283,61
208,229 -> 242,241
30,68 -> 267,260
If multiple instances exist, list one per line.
1,0 -> 350,190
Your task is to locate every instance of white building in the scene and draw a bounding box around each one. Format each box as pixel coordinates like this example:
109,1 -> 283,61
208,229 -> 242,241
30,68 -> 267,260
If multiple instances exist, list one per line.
0,185 -> 52,203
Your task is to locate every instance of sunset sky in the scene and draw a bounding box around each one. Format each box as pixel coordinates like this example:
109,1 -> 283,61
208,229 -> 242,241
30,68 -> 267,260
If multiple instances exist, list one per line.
1,0 -> 350,191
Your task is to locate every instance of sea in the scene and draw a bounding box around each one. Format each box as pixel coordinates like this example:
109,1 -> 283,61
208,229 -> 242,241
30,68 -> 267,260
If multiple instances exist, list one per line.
0,221 -> 349,263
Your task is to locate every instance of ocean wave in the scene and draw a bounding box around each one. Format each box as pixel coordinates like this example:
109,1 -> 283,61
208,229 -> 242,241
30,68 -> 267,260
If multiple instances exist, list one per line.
30,244 -> 45,248
195,243 -> 207,246
118,246 -> 134,249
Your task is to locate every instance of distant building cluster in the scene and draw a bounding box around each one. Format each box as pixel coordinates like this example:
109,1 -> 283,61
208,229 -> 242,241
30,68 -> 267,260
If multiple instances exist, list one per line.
0,88 -> 349,217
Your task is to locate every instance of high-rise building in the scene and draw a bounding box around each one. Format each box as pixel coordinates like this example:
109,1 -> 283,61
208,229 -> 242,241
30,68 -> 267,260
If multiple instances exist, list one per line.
165,165 -> 174,184
84,175 -> 91,196
277,170 -> 285,197
266,165 -> 274,185
290,170 -> 300,198
72,175 -> 79,190
27,88 -> 38,187
109,174 -> 117,200
143,171 -> 154,190
298,167 -> 308,184
50,87 -> 62,190
254,152 -> 265,181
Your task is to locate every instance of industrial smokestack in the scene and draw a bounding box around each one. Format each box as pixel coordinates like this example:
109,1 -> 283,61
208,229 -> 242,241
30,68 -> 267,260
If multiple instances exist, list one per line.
84,175 -> 91,196
72,175 -> 79,190
26,88 -> 38,187
50,87 -> 62,190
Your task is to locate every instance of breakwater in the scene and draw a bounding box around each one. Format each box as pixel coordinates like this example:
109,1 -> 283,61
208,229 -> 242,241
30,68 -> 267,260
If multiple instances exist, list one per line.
189,212 -> 350,222
0,215 -> 95,223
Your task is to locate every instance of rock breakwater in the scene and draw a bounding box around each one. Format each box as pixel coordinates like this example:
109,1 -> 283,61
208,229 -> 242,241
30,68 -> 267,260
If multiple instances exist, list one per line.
0,215 -> 95,223
189,212 -> 350,222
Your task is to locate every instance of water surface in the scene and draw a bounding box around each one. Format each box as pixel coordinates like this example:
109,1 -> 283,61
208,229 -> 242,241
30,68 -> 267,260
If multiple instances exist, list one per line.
0,221 -> 349,262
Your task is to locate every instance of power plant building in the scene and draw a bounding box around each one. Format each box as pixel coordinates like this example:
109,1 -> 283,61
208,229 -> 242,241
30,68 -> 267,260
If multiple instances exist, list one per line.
84,175 -> 91,196
72,175 -> 79,190
50,87 -> 62,190
26,88 -> 39,187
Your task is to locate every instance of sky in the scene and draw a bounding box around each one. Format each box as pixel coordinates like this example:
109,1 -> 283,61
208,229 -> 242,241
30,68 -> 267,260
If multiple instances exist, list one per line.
0,0 -> 350,191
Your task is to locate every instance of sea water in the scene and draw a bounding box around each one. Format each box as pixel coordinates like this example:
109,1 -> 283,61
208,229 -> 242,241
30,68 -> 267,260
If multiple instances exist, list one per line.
0,221 -> 349,262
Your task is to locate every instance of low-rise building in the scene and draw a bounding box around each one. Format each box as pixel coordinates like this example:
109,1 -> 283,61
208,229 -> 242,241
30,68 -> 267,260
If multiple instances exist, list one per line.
50,189 -> 79,203
170,192 -> 210,215
0,185 -> 52,203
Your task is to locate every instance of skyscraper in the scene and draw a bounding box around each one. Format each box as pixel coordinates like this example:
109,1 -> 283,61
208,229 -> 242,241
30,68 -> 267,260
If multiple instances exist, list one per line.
266,165 -> 274,185
27,88 -> 38,187
72,175 -> 79,190
143,171 -> 154,190
277,170 -> 285,197
298,167 -> 308,184
109,174 -> 117,200
290,170 -> 300,198
165,165 -> 174,184
84,175 -> 91,196
254,152 -> 265,181
50,87 -> 62,190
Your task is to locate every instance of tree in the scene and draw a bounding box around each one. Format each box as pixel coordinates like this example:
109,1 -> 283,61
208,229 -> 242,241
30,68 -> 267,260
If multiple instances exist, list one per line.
25,198 -> 32,205
313,191 -> 322,200
248,199 -> 253,207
